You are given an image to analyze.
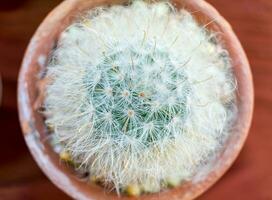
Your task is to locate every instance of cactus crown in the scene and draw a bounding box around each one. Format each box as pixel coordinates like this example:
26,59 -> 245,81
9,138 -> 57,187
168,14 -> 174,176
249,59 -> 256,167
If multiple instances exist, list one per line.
84,42 -> 189,146
45,0 -> 236,195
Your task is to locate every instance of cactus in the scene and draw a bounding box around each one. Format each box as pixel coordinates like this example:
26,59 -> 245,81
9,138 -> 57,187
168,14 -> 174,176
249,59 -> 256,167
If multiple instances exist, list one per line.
45,1 -> 236,195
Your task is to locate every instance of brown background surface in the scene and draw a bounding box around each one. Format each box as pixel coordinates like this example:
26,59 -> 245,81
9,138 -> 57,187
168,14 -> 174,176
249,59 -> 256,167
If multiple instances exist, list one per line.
0,0 -> 271,199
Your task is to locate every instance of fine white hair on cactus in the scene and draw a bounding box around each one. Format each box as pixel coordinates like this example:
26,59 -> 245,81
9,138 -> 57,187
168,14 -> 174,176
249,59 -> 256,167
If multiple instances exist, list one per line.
44,0 -> 236,194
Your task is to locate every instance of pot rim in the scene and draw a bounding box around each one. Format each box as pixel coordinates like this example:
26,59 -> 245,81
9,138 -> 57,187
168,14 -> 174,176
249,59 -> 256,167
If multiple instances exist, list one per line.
17,0 -> 254,199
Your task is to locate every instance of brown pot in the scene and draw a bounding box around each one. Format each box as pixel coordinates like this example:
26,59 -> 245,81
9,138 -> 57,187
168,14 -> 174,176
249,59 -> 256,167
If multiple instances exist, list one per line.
17,0 -> 254,199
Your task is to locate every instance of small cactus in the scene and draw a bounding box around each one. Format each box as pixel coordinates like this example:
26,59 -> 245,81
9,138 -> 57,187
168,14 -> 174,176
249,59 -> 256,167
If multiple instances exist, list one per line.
45,0 -> 236,195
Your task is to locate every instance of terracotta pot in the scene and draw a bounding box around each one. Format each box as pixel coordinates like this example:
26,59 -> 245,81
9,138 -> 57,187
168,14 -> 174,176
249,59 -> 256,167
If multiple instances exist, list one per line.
17,0 -> 254,199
